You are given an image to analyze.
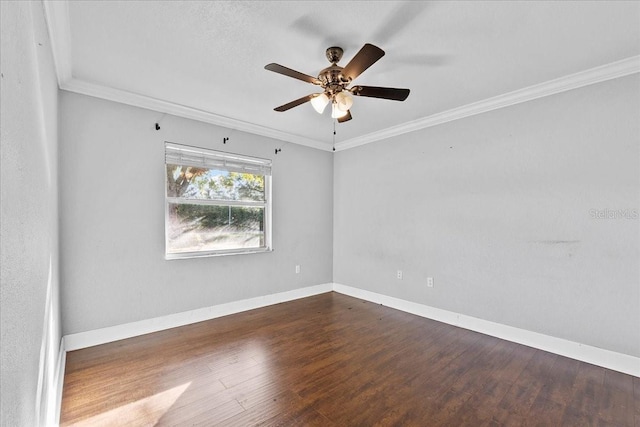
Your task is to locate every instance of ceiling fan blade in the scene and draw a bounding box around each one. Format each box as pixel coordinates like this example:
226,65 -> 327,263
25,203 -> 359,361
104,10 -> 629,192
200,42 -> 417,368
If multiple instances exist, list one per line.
337,110 -> 352,123
274,94 -> 316,112
341,44 -> 385,81
351,86 -> 410,101
265,63 -> 321,85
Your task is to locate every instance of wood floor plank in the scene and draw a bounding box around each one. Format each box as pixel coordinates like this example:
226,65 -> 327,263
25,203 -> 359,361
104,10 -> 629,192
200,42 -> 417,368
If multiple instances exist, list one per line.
600,369 -> 635,425
156,398 -> 244,426
449,338 -> 514,395
60,292 -> 638,426
561,362 -> 606,425
439,341 -> 524,425
537,355 -> 581,406
634,376 -> 640,426
498,349 -> 558,417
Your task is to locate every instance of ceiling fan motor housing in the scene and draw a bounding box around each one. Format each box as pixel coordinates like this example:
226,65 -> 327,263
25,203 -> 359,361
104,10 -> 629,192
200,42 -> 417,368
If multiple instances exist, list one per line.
319,47 -> 354,95
318,64 -> 349,95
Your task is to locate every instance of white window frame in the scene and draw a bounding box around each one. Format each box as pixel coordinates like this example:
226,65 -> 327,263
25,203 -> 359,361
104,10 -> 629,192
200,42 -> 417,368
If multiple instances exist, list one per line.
164,142 -> 272,259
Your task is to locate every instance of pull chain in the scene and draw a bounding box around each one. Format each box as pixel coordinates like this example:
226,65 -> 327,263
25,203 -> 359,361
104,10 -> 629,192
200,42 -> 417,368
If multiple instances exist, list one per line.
332,120 -> 336,152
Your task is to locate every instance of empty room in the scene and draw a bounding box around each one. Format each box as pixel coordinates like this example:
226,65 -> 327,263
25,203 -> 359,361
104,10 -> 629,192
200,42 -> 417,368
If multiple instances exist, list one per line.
1,1 -> 639,426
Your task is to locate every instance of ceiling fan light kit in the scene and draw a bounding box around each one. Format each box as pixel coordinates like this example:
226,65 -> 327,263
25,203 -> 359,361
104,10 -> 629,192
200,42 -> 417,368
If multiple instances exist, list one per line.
265,43 -> 410,123
310,93 -> 329,114
335,91 -> 353,111
331,102 -> 349,119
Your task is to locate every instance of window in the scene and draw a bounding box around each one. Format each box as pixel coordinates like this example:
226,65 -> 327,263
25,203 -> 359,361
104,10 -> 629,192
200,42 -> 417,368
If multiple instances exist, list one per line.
165,142 -> 272,259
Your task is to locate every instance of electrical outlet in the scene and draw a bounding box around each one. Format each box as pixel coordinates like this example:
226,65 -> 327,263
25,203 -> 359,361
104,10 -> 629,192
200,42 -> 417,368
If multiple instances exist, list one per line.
397,270 -> 403,280
427,277 -> 434,288
295,265 -> 300,274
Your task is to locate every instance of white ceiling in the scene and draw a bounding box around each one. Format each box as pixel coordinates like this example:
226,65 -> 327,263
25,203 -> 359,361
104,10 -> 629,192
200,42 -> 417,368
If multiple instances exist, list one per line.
45,1 -> 640,151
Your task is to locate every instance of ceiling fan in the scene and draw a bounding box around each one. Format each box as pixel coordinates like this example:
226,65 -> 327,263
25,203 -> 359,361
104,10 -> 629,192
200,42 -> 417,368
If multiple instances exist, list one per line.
265,43 -> 410,123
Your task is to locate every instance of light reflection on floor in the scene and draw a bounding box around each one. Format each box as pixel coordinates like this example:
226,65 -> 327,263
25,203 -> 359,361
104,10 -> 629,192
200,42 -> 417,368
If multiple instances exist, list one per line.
67,382 -> 191,426
63,326 -> 279,425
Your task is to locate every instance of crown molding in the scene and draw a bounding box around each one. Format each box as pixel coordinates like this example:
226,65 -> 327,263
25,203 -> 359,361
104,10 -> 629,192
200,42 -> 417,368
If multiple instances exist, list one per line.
60,78 -> 331,151
44,1 -> 639,154
42,0 -> 331,152
335,55 -> 640,151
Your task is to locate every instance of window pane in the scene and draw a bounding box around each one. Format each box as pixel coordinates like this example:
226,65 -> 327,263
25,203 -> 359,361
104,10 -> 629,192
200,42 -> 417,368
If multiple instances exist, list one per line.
166,164 -> 264,202
167,203 -> 265,253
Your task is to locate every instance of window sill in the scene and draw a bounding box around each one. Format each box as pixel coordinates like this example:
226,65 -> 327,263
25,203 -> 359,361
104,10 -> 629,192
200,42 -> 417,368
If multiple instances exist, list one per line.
165,247 -> 273,260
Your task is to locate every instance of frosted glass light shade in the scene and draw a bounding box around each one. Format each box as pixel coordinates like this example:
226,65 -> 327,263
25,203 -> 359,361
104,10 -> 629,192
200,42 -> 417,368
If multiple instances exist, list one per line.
310,93 -> 329,114
331,102 -> 348,119
335,91 -> 353,111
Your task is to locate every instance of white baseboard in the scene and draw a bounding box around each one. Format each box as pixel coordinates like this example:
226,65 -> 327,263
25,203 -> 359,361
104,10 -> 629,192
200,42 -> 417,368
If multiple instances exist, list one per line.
61,281 -> 639,377
63,283 -> 333,352
332,283 -> 640,377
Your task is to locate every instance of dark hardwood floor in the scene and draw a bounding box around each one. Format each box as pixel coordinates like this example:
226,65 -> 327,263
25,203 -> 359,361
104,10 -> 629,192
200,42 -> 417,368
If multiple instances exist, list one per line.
61,292 -> 639,426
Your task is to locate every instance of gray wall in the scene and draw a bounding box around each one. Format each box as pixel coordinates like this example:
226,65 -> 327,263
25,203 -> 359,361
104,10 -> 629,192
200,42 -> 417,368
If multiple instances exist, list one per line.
334,74 -> 640,357
1,2 -> 61,426
2,5 -> 636,426
59,92 -> 334,334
